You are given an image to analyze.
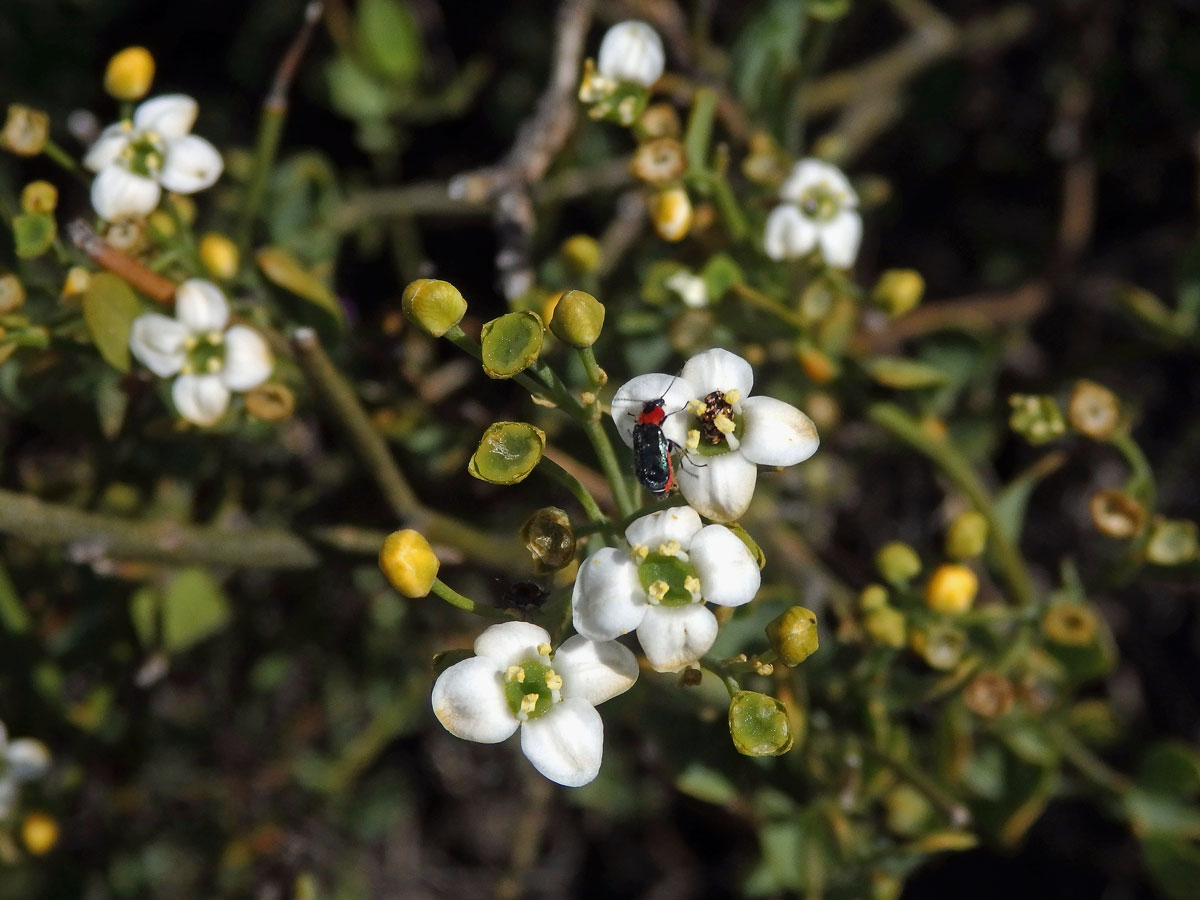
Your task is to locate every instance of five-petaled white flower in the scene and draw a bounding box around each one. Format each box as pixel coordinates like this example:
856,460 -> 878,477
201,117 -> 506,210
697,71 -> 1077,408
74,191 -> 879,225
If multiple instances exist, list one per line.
611,348 -> 819,522
572,506 -> 761,672
0,720 -> 51,819
764,158 -> 861,268
129,279 -> 272,427
431,621 -> 638,787
597,21 -> 665,87
84,94 -> 223,221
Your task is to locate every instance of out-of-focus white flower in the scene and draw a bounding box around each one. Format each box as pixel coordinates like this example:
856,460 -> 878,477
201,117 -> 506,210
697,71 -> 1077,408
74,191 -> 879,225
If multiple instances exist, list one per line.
665,269 -> 709,308
0,720 -> 51,819
129,278 -> 272,427
611,348 -> 819,522
84,94 -> 223,220
572,506 -> 760,672
597,21 -> 665,87
431,621 -> 638,787
764,158 -> 861,267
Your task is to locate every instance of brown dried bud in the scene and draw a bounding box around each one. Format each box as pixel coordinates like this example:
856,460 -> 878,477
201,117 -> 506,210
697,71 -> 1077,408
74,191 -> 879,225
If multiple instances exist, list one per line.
519,506 -> 577,572
2,104 -> 50,156
1089,489 -> 1146,538
1067,379 -> 1120,440
1041,603 -> 1097,646
630,137 -> 687,186
963,671 -> 1015,719
636,103 -> 681,140
244,383 -> 296,422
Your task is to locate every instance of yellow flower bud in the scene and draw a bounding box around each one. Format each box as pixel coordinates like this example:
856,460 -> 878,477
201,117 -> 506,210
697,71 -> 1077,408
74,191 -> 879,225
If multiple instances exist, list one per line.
20,180 -> 57,214
104,46 -> 156,101
875,541 -> 922,586
650,186 -> 692,242
548,289 -> 605,348
945,510 -> 989,560
61,266 -> 91,299
859,583 -> 889,611
0,273 -> 26,313
560,234 -> 602,275
765,606 -> 819,666
924,564 -> 978,615
401,278 -> 467,337
379,529 -> 439,598
871,269 -> 925,317
1067,379 -> 1120,440
2,104 -> 50,156
21,811 -> 59,855
199,232 -> 240,280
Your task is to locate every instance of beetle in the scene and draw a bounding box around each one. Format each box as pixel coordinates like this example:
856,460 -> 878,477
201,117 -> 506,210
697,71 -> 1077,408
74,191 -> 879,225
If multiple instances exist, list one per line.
633,396 -> 680,496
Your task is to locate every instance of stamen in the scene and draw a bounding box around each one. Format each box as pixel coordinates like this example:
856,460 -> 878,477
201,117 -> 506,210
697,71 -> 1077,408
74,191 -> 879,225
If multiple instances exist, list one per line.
726,432 -> 741,451
205,357 -> 222,373
647,580 -> 669,603
545,671 -> 563,691
658,539 -> 681,557
505,665 -> 525,683
631,544 -> 650,560
686,429 -> 701,451
683,575 -> 701,598
686,399 -> 706,416
180,362 -> 194,375
207,331 -> 224,345
183,336 -> 198,350
520,693 -> 539,715
536,642 -> 552,658
724,389 -> 741,404
713,413 -> 735,435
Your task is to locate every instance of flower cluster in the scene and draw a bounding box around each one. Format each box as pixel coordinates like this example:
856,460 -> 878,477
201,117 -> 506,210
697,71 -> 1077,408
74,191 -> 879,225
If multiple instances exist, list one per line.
0,720 -> 51,820
579,21 -> 665,126
764,159 -> 861,268
129,279 -> 273,426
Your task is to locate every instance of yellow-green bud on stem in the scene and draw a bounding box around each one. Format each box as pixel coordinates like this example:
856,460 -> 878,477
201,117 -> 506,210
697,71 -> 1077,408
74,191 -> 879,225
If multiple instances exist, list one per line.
520,506 -> 577,572
21,181 -> 57,214
560,235 -> 602,275
911,623 -> 966,670
924,564 -> 978,615
859,583 -> 889,611
0,274 -> 26,314
468,422 -> 546,485
1009,393 -> 1066,444
871,269 -> 925,317
864,605 -> 906,648
480,311 -> 544,378
765,606 -> 819,666
379,529 -> 439,598
199,233 -> 240,281
728,690 -> 793,756
875,541 -> 922,586
548,290 -> 605,348
2,105 -> 49,157
945,510 -> 989,560
401,278 -> 467,337
105,46 -> 156,101
1145,518 -> 1199,566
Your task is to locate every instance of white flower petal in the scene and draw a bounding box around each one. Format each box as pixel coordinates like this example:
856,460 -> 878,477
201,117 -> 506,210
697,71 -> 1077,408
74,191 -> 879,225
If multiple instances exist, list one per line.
818,208 -> 862,269
690,524 -> 761,607
572,548 -> 646,641
676,450 -> 757,522
133,94 -> 198,140
738,395 -> 820,467
624,505 -> 703,553
610,372 -> 695,448
679,348 -> 754,399
637,604 -> 718,672
90,166 -> 161,220
129,313 -> 188,377
473,621 -> 553,669
431,656 -> 518,744
5,738 -> 51,781
597,21 -> 665,87
83,124 -> 131,172
221,325 -> 273,391
172,373 -> 231,426
520,698 -> 604,787
160,134 -> 223,194
780,158 -> 856,206
554,635 -> 639,706
763,204 -> 818,261
175,279 -> 229,334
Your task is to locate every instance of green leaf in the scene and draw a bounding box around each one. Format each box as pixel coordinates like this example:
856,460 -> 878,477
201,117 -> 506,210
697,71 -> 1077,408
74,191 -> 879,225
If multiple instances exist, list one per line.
96,371 -> 129,439
700,253 -> 744,300
161,568 -> 231,653
676,763 -> 739,807
1125,789 -> 1200,840
0,561 -> 31,634
325,56 -> 396,121
82,272 -> 142,373
991,452 -> 1068,545
1138,742 -> 1200,800
357,0 -> 422,82
12,211 -> 56,258
865,356 -> 951,390
1142,834 -> 1200,900
128,586 -> 159,647
256,246 -> 345,331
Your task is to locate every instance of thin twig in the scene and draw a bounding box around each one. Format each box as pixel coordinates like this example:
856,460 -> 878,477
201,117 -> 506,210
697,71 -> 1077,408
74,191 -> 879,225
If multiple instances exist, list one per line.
68,220 -> 177,304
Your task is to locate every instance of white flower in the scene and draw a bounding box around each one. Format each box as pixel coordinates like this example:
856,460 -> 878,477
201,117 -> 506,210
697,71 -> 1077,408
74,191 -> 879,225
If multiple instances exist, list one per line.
432,621 -> 638,787
128,279 -> 272,426
0,720 -> 51,819
84,94 -> 223,221
597,21 -> 665,87
572,506 -> 760,672
611,348 -> 819,522
764,158 -> 861,267
665,269 -> 709,308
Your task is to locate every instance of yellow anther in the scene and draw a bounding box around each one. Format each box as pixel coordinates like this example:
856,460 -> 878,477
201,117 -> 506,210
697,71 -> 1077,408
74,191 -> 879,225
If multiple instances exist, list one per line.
632,544 -> 650,560
206,357 -> 222,373
686,429 -> 701,451
684,575 -> 701,596
180,362 -> 194,375
183,335 -> 198,350
686,399 -> 706,415
580,391 -> 596,406
520,693 -> 539,715
207,330 -> 224,344
536,642 -> 552,658
713,413 -> 736,435
724,389 -> 742,404
658,539 -> 681,557
647,580 -> 669,602
545,672 -> 563,691
505,665 -> 526,683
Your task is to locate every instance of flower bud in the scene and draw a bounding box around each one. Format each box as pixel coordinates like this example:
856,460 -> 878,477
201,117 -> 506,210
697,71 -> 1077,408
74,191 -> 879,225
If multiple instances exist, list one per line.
61,266 -> 90,300
636,102 -> 681,141
1041,603 -> 1097,646
875,541 -> 922,586
1089,489 -> 1146,539
884,784 -> 932,837
199,232 -> 240,281
910,623 -> 966,670
871,269 -> 925,317
379,529 -> 439,598
0,273 -> 26,313
147,210 -> 177,239
1008,393 -> 1066,444
1145,517 -> 1199,566
20,180 -> 57,214
2,104 -> 50,156
480,311 -> 545,378
796,341 -> 838,383
728,690 -> 793,756
597,21 -> 665,87
925,564 -> 978,615
945,510 -> 989,560
560,234 -> 602,275
630,137 -> 687,186
244,383 -> 296,422
963,671 -> 1014,719
468,421 -> 546,485
104,46 -> 156,101
859,583 -> 889,611
650,186 -> 693,242
863,605 -> 906,648
520,506 -> 577,572
1067,379 -> 1120,440
21,811 -> 59,856
401,278 -> 467,337
741,132 -> 790,186
765,606 -> 819,666
548,289 -> 605,348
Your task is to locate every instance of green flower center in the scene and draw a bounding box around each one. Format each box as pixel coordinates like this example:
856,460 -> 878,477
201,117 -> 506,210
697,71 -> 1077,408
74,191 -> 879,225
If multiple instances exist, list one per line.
503,660 -> 561,721
120,129 -> 166,178
798,183 -> 842,222
182,332 -> 226,376
637,552 -> 701,607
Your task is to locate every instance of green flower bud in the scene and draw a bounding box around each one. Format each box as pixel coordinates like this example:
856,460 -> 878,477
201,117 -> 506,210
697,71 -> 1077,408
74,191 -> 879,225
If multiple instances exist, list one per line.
945,510 -> 989,559
401,278 -> 467,337
2,104 -> 49,157
1067,379 -> 1120,440
765,606 -> 819,666
875,541 -> 921,586
520,506 -> 577,572
560,235 -> 602,275
20,181 -> 57,214
1089,489 -> 1146,539
871,269 -> 925,317
1009,393 -> 1066,444
480,310 -> 544,378
1145,518 -> 1199,566
864,605 -> 906,648
884,784 -> 932,837
728,690 -> 793,757
0,273 -> 26,314
859,583 -> 889,611
1041,603 -> 1097,646
379,529 -> 439,598
547,290 -> 605,349
468,421 -> 546,485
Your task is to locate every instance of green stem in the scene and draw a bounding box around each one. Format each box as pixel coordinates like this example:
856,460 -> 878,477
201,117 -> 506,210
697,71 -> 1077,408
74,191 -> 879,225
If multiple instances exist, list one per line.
863,743 -> 971,827
703,166 -> 749,243
1110,430 -> 1156,512
867,403 -> 1037,607
42,140 -> 89,186
576,346 -> 606,390
1047,720 -> 1133,795
430,578 -> 511,619
539,456 -> 606,525
730,283 -> 806,330
683,88 -> 718,177
582,418 -> 637,520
